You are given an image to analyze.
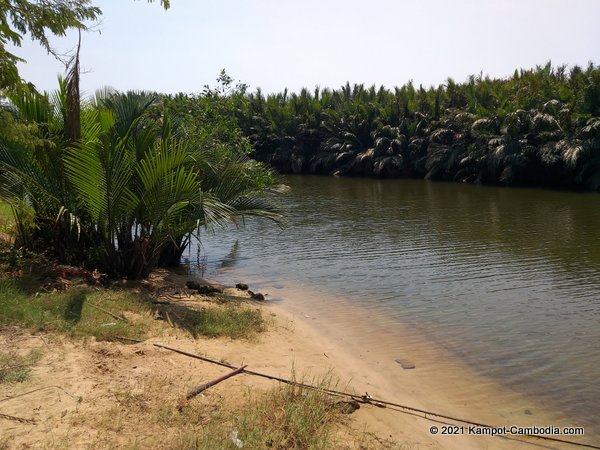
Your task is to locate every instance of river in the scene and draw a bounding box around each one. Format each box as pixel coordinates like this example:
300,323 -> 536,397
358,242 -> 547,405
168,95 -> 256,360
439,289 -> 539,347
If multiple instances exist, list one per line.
189,175 -> 600,431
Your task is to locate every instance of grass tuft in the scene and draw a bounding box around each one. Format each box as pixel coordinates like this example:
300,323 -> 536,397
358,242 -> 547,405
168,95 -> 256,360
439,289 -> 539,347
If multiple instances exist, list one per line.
235,374 -> 341,449
0,348 -> 41,384
172,373 -> 345,450
184,304 -> 264,339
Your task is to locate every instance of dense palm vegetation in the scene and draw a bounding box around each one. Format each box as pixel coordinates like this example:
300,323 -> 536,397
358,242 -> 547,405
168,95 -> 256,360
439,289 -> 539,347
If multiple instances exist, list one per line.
236,62 -> 600,190
2,61 -> 599,278
0,73 -> 285,279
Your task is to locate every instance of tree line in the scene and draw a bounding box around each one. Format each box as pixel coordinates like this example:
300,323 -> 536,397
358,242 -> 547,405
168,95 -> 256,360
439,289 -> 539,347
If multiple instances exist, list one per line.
234,62 -> 600,190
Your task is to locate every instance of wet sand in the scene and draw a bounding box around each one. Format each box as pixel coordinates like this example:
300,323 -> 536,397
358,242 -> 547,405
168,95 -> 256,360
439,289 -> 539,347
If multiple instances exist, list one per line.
253,282 -> 597,449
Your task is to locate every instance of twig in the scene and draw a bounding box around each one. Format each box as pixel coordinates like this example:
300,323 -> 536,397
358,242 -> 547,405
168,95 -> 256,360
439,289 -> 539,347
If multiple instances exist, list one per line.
167,308 -> 184,323
0,386 -> 76,403
186,365 -> 247,400
0,412 -> 37,424
110,336 -> 144,343
88,303 -> 129,323
36,334 -> 50,349
0,364 -> 28,371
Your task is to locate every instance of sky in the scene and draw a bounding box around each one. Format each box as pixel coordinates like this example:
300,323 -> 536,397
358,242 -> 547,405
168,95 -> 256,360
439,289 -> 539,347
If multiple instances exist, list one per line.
11,0 -> 600,96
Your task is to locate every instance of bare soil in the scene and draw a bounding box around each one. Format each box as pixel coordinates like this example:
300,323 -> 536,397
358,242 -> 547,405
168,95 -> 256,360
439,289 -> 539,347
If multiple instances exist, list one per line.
0,270 -> 589,449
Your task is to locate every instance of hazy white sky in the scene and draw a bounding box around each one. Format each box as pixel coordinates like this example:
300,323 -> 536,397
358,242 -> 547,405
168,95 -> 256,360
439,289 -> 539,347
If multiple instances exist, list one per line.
13,0 -> 600,95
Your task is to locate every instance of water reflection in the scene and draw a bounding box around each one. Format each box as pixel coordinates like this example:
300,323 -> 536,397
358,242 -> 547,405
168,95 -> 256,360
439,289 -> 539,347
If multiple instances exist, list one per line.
218,241 -> 240,269
191,176 -> 600,429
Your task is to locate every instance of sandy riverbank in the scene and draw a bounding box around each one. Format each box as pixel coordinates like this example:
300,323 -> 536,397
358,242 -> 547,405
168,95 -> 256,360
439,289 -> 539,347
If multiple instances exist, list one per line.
0,271 -> 595,449
256,285 -> 595,450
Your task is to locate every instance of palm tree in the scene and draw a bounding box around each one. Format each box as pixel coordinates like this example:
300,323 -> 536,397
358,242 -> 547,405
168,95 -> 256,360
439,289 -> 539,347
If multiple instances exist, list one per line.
1,85 -> 286,278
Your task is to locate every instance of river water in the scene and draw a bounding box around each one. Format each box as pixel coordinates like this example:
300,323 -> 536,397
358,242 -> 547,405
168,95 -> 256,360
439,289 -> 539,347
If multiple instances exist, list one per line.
189,175 -> 600,431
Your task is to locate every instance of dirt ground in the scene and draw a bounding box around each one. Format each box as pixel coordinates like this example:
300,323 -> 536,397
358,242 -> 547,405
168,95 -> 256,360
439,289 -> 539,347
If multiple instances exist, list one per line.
0,271 -> 383,449
0,271 -> 594,449
0,311 -> 382,449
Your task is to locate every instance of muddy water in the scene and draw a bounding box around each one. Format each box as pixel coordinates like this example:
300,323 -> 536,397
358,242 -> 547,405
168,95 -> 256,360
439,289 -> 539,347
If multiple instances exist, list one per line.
189,175 -> 600,433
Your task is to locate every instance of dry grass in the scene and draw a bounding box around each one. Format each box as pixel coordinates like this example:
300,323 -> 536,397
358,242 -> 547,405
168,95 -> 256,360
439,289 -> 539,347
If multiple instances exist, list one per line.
68,371 -> 383,450
0,346 -> 41,384
151,373 -> 396,450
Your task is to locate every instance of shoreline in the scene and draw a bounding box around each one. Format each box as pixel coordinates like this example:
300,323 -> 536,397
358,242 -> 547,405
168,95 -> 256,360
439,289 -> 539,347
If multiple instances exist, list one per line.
238,280 -> 597,449
1,267 -> 596,448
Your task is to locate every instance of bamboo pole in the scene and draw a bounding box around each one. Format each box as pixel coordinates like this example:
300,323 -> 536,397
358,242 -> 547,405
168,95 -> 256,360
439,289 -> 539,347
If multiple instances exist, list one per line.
153,343 -> 600,450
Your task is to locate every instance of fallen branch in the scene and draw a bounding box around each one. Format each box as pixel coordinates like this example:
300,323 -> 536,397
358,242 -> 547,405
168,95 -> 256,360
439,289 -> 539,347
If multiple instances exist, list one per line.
0,412 -> 37,424
0,386 -> 76,403
186,365 -> 247,400
111,336 -> 144,343
88,303 -> 129,323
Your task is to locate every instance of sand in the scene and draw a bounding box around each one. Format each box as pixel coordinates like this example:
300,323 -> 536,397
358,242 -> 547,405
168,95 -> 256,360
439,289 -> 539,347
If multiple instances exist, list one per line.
259,286 -> 593,450
0,275 -> 595,449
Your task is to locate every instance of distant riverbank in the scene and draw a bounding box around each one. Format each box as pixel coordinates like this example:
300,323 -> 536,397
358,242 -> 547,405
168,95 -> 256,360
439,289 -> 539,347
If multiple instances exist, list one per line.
235,64 -> 600,192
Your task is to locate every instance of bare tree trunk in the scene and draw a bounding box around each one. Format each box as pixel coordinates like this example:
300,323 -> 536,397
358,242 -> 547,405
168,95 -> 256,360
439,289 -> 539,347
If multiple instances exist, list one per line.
65,31 -> 81,143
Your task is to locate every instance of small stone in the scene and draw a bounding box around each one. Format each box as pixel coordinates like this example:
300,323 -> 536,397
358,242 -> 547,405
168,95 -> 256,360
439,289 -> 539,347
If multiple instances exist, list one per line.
524,409 -> 533,415
250,291 -> 265,301
197,285 -> 222,295
186,280 -> 201,290
235,283 -> 249,291
394,358 -> 416,369
335,400 -> 360,414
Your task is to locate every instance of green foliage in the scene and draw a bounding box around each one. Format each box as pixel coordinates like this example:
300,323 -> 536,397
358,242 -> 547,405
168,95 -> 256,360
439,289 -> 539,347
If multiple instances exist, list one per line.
0,73 -> 285,278
0,0 -> 100,89
0,201 -> 13,222
147,0 -> 171,10
238,62 -> 600,190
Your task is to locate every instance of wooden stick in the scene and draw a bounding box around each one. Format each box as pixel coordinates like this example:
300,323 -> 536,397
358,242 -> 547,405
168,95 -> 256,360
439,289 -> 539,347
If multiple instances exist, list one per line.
88,303 -> 129,323
0,386 -> 76,404
186,365 -> 247,400
0,412 -> 37,424
111,336 -> 144,343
